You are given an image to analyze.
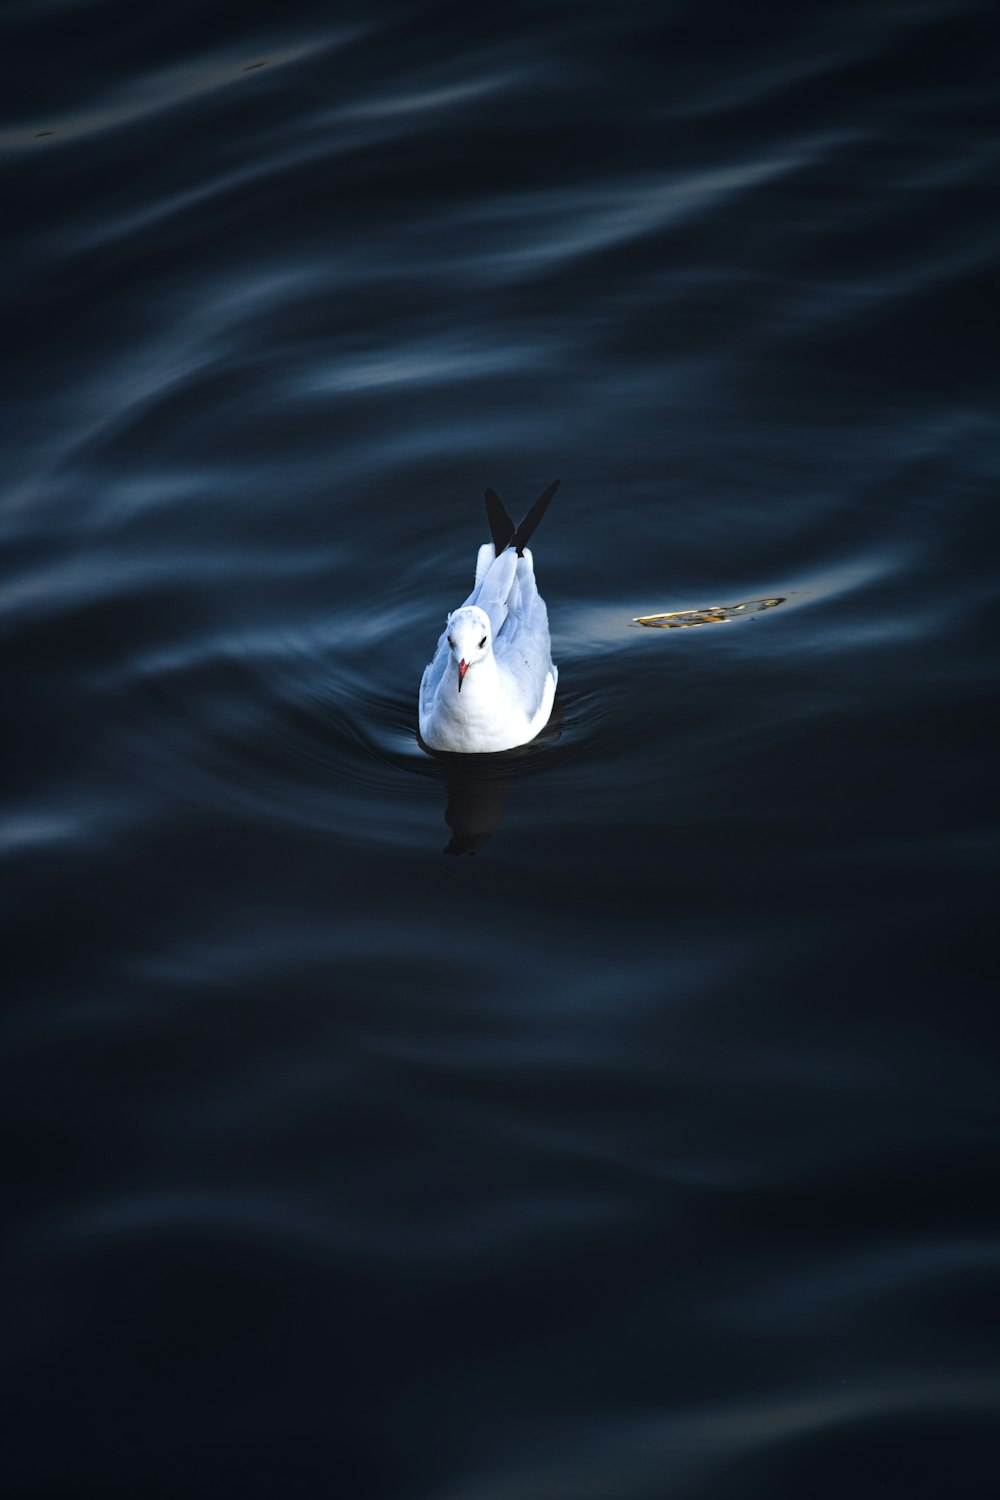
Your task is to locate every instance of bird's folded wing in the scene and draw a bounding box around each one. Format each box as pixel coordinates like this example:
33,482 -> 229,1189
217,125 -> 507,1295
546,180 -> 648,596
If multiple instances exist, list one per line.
466,548 -> 518,638
492,557 -> 552,716
420,629 -> 453,707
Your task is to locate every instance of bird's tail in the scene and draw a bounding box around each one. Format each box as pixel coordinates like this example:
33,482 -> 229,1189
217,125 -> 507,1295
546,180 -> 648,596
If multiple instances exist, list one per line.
484,479 -> 560,557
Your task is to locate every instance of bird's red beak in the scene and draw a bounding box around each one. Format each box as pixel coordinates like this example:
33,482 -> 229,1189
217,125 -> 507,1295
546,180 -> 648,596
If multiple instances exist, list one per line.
457,659 -> 468,692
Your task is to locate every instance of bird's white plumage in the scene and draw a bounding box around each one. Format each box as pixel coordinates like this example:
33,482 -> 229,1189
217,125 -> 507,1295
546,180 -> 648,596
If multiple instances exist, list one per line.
419,543 -> 558,753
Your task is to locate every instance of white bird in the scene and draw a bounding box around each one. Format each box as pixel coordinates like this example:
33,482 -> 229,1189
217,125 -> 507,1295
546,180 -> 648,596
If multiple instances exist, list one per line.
419,481 -> 560,753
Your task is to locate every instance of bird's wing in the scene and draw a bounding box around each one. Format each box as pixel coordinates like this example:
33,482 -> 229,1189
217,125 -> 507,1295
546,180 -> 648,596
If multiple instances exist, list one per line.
509,479 -> 560,555
492,552 -> 554,717
464,547 -> 518,638
485,488 -> 515,554
419,631 -> 450,716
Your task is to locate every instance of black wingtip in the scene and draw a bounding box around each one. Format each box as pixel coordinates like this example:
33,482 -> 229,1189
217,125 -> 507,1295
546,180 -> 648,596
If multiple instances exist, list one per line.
511,478 -> 560,555
485,487 -> 515,555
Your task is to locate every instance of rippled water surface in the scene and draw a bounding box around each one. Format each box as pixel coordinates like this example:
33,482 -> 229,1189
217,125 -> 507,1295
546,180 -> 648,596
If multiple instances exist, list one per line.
4,2 -> 999,1495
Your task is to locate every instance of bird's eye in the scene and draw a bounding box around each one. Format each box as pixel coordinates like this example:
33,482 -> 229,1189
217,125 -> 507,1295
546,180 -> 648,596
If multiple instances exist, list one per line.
447,636 -> 455,648
478,636 -> 487,649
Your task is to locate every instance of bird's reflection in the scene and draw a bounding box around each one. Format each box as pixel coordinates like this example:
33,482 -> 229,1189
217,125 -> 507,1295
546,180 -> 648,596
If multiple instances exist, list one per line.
441,757 -> 513,855
420,695 -> 565,854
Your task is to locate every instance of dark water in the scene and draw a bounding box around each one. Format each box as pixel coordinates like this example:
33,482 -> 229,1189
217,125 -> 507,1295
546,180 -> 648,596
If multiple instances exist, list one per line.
4,2 -> 999,1494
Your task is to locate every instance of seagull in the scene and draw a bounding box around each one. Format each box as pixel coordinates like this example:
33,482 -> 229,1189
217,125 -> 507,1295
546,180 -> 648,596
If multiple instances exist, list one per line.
419,481 -> 560,753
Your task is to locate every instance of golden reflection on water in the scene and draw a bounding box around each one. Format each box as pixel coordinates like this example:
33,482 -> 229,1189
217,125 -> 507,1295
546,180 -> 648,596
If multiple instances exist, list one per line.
633,597 -> 785,628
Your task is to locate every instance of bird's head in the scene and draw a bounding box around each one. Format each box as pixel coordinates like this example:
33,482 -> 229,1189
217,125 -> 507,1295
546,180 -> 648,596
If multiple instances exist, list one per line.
446,606 -> 492,692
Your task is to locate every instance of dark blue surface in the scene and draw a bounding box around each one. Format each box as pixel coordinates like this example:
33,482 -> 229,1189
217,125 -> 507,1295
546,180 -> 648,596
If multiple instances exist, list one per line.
3,2 -> 999,1495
